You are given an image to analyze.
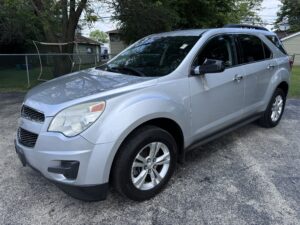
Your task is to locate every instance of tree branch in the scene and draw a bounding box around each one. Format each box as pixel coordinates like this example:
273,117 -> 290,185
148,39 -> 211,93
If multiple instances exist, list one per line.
75,0 -> 88,22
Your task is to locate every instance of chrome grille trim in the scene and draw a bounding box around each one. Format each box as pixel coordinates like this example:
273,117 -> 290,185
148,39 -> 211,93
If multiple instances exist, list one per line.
18,128 -> 38,148
21,105 -> 45,123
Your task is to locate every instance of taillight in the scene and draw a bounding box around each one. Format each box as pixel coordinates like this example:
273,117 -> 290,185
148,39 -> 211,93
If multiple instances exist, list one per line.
289,55 -> 294,69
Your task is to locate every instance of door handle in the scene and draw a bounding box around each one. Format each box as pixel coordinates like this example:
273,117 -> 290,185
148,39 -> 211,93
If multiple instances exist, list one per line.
233,74 -> 243,82
267,64 -> 275,70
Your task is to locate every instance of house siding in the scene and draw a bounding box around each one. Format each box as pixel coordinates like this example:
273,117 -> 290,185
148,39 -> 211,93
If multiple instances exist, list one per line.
282,34 -> 300,65
110,41 -> 127,57
108,33 -> 127,56
73,44 -> 100,65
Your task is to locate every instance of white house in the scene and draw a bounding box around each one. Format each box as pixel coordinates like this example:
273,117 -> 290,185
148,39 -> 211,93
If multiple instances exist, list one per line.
281,31 -> 300,65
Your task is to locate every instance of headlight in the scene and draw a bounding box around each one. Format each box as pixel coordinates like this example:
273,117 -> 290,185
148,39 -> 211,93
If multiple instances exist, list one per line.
48,101 -> 106,137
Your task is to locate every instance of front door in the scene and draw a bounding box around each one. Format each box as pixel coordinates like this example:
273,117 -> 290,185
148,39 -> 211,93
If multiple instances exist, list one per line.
189,34 -> 245,140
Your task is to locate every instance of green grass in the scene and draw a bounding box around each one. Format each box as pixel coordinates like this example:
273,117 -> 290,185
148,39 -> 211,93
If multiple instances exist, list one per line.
1,65 -> 300,98
0,67 -> 52,91
290,66 -> 300,98
0,64 -> 96,92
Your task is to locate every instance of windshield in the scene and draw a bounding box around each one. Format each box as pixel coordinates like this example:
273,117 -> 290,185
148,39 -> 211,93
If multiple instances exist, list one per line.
97,35 -> 200,77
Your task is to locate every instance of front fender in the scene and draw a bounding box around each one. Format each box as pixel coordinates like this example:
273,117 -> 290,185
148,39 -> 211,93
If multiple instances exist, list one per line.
81,91 -> 190,145
80,91 -> 190,183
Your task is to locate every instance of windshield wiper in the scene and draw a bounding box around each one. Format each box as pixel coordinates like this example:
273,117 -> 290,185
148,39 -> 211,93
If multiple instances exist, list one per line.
110,66 -> 145,77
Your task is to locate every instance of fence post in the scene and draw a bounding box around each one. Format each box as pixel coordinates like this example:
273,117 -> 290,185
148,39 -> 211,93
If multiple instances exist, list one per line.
25,55 -> 30,88
94,54 -> 97,67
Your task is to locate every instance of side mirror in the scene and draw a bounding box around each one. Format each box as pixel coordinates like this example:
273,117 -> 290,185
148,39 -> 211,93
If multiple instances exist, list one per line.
192,59 -> 225,75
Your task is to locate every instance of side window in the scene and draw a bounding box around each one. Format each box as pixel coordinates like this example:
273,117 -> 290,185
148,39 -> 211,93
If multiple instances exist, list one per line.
194,35 -> 236,68
238,35 -> 265,63
266,35 -> 287,55
263,42 -> 272,59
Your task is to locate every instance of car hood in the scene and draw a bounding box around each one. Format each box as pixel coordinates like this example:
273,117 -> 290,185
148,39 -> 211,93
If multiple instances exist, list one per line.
24,69 -> 157,115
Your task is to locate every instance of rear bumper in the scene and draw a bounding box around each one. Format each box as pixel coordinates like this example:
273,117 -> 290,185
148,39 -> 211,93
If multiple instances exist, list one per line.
14,139 -> 112,201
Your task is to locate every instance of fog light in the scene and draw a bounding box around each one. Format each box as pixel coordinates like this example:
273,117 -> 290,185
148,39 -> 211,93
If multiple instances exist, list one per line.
48,161 -> 79,179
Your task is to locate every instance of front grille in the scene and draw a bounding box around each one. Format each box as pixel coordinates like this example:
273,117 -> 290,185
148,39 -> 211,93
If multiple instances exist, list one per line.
21,105 -> 45,123
18,128 -> 38,148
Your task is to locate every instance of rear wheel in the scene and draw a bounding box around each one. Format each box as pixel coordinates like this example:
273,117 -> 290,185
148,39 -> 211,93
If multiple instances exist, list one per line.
112,125 -> 177,201
258,88 -> 286,128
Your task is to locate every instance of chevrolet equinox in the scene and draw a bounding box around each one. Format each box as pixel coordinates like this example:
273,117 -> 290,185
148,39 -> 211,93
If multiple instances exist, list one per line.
15,25 -> 292,201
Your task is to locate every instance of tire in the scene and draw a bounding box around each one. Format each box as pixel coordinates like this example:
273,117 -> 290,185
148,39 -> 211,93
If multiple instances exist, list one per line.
258,88 -> 286,128
112,125 -> 177,201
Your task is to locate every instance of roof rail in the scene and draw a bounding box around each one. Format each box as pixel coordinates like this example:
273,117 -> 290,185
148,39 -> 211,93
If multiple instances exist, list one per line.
223,24 -> 269,31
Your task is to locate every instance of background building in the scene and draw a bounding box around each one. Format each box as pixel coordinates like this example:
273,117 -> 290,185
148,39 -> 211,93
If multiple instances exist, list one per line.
281,31 -> 300,65
74,35 -> 101,64
107,29 -> 127,57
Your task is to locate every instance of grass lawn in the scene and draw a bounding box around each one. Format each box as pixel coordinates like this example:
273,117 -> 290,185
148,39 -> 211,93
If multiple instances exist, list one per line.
0,63 -> 96,92
290,66 -> 300,98
0,67 -> 52,91
1,65 -> 300,98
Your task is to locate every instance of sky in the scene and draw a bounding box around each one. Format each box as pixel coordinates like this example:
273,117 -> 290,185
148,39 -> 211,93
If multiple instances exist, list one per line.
258,0 -> 282,30
82,0 -> 282,36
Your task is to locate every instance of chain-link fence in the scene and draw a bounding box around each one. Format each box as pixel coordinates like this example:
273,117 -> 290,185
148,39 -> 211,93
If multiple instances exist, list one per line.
0,53 -> 113,90
0,53 -> 299,91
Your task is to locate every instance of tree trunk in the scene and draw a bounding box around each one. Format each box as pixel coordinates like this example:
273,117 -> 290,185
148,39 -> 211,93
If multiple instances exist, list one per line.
31,0 -> 87,77
52,43 -> 75,77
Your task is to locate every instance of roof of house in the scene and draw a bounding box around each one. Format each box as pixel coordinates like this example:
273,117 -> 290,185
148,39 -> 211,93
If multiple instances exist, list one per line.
281,31 -> 300,41
74,35 -> 102,45
275,31 -> 294,40
106,29 -> 120,34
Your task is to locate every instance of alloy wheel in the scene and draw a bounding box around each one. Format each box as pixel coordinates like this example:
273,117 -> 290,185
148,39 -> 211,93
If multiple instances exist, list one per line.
271,95 -> 284,122
131,142 -> 170,190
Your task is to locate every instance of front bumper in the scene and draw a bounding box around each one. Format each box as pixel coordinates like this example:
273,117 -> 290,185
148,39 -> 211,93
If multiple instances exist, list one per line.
14,132 -> 115,201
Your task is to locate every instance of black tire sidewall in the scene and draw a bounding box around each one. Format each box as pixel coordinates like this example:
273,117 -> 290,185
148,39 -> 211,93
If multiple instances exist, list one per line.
113,126 -> 177,201
264,89 -> 286,127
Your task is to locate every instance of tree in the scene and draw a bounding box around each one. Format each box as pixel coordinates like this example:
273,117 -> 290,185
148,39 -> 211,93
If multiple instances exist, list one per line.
29,0 -> 95,76
275,0 -> 300,32
171,0 -> 262,28
111,0 -> 262,44
90,29 -> 108,43
0,0 -> 43,53
0,0 -> 102,76
111,0 -> 177,44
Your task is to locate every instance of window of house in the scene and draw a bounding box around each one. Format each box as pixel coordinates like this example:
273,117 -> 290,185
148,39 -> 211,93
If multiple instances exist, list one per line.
110,34 -> 121,42
86,47 -> 93,54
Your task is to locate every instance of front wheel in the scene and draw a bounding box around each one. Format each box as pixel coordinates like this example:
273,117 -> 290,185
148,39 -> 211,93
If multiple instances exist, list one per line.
258,88 -> 286,128
112,126 -> 177,201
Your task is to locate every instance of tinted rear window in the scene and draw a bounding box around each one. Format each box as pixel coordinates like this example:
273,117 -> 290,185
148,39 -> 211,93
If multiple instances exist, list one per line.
238,35 -> 265,63
266,35 -> 287,55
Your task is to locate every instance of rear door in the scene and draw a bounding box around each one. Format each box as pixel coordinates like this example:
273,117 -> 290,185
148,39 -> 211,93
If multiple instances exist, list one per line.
236,34 -> 275,115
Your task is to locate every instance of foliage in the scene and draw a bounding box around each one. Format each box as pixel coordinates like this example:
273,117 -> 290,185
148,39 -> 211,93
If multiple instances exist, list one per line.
29,0 -> 101,76
0,0 -> 103,75
0,0 -> 43,53
171,0 -> 262,29
275,0 -> 300,32
0,1 -> 101,52
111,0 -> 177,44
90,29 -> 108,43
111,0 -> 262,44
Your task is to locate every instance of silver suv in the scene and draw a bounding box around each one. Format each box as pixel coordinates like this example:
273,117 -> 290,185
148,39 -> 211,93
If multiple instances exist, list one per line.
15,25 -> 291,201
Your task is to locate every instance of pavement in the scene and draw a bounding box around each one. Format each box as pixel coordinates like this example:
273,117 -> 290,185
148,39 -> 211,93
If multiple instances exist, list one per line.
0,92 -> 299,225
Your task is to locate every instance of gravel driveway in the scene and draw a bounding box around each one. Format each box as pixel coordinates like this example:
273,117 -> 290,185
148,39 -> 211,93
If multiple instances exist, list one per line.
0,92 -> 299,225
